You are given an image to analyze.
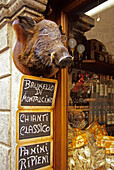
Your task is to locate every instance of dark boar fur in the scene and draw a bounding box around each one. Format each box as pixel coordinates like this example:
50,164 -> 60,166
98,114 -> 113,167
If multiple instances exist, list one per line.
14,16 -> 72,77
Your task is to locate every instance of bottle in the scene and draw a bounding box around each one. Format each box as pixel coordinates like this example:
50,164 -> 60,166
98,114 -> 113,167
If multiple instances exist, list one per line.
84,52 -> 88,60
107,75 -> 110,99
84,71 -> 89,81
85,111 -> 89,127
108,76 -> 112,99
89,105 -> 93,124
91,82 -> 94,98
104,75 -> 108,98
72,73 -> 76,84
111,105 -> 114,125
98,105 -> 102,124
99,74 -> 104,98
95,74 -> 100,98
103,105 -> 106,125
93,104 -> 97,121
112,78 -> 114,99
110,76 -> 113,100
106,104 -> 111,126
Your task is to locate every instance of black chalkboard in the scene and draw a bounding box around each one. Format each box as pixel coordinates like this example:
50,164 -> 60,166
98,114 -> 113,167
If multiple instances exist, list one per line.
16,140 -> 53,170
16,110 -> 53,143
18,75 -> 58,109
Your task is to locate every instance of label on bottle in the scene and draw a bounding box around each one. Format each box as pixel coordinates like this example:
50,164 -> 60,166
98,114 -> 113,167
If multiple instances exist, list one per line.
107,113 -> 111,124
90,111 -> 93,123
105,85 -> 108,96
96,84 -> 99,93
94,112 -> 97,121
99,55 -> 104,61
112,88 -> 114,94
103,111 -> 106,123
100,83 -> 104,96
108,87 -> 111,93
99,112 -> 102,124
112,114 -> 114,124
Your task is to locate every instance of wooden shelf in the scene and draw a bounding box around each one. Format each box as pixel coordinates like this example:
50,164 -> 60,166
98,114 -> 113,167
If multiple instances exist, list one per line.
86,97 -> 113,103
73,60 -> 114,75
68,106 -> 90,112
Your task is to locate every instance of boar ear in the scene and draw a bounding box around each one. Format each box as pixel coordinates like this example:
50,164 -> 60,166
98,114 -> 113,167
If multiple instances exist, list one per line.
59,25 -> 63,34
59,25 -> 66,35
18,16 -> 36,34
33,16 -> 45,23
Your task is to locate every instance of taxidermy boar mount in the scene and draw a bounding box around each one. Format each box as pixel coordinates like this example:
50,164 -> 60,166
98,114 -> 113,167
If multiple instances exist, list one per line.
13,16 -> 73,78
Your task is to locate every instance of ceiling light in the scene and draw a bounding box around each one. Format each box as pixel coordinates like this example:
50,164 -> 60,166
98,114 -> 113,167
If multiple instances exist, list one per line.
85,0 -> 114,16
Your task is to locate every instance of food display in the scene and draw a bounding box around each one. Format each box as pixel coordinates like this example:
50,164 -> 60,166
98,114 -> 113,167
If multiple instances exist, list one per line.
68,120 -> 114,170
68,68 -> 114,169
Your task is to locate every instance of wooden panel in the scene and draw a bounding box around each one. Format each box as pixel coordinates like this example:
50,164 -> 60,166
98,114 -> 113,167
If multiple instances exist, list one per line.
53,12 -> 68,170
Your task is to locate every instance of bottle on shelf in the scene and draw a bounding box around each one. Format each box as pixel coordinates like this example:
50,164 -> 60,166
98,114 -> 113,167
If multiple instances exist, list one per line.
89,105 -> 93,124
95,74 -> 100,99
99,74 -> 104,98
110,76 -> 113,100
93,104 -> 98,121
107,75 -> 112,100
103,104 -> 106,125
98,105 -> 102,125
111,105 -> 114,125
106,104 -> 111,126
104,75 -> 108,99
91,82 -> 94,98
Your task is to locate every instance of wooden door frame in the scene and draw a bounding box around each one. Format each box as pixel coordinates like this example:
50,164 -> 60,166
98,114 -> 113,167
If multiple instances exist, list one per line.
53,12 -> 69,170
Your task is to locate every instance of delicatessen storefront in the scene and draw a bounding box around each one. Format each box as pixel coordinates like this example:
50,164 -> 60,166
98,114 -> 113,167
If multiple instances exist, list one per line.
48,0 -> 114,169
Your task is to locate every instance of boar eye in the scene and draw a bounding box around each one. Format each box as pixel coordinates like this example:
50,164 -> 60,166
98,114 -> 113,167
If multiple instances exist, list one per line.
42,29 -> 48,34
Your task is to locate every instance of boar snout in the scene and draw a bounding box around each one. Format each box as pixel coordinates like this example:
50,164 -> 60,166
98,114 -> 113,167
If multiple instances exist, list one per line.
59,55 -> 72,68
53,46 -> 73,68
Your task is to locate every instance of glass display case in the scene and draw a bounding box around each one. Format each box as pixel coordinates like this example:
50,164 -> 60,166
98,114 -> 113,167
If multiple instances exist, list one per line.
67,67 -> 114,169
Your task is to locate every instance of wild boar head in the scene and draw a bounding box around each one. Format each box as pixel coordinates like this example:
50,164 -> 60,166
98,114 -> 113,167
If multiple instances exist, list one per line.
13,16 -> 73,77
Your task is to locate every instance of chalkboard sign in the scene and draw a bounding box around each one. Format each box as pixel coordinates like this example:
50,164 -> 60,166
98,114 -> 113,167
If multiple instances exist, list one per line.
16,140 -> 53,170
16,110 -> 53,143
18,75 -> 58,109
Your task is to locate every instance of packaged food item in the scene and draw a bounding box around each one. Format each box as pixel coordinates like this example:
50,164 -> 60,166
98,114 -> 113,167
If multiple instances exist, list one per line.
97,135 -> 114,148
92,144 -> 106,169
68,143 -> 74,157
72,133 -> 88,149
105,141 -> 114,170
89,120 -> 99,133
73,128 -> 82,136
68,156 -> 76,170
68,123 -> 76,144
105,141 -> 114,154
73,145 -> 91,170
100,124 -> 108,135
92,126 -> 103,140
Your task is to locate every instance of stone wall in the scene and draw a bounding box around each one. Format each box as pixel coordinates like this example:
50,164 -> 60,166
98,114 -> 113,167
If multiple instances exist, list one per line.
0,0 -> 48,169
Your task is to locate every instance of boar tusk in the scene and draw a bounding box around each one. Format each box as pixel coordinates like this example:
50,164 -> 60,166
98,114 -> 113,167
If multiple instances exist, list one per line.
72,56 -> 74,61
51,52 -> 55,62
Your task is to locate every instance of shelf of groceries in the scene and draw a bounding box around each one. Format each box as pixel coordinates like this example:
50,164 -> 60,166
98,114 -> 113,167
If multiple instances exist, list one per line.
68,119 -> 114,170
68,68 -> 114,170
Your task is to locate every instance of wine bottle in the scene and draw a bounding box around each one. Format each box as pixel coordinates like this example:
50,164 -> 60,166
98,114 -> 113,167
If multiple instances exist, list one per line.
110,76 -> 113,99
99,74 -> 104,98
95,74 -> 100,98
103,105 -> 106,125
108,76 -> 112,99
107,105 -> 111,125
98,105 -> 102,124
104,75 -> 108,98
